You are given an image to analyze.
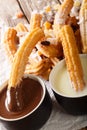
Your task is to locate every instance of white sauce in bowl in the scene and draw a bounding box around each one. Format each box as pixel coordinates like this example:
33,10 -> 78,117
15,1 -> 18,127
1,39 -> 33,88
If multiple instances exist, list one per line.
49,54 -> 87,97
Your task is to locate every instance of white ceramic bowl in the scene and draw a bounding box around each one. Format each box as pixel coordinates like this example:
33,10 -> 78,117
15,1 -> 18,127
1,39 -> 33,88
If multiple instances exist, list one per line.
49,54 -> 87,115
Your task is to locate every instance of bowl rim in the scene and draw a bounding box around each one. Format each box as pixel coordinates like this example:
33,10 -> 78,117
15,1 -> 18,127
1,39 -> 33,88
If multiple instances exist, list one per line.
0,74 -> 46,121
49,54 -> 87,98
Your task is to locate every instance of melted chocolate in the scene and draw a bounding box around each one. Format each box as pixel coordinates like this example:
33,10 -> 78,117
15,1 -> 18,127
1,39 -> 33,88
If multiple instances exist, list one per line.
0,77 -> 43,119
6,85 -> 24,112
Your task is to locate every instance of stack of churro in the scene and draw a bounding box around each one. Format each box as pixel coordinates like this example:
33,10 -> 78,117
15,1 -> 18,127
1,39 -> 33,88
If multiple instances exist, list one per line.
3,0 -> 86,91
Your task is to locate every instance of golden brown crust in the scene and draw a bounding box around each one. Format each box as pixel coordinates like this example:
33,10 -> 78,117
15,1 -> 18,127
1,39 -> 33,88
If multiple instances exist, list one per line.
30,14 -> 42,32
3,28 -> 17,63
79,0 -> 87,53
53,0 -> 74,39
15,23 -> 28,32
75,29 -> 82,53
25,58 -> 52,75
60,25 -> 85,91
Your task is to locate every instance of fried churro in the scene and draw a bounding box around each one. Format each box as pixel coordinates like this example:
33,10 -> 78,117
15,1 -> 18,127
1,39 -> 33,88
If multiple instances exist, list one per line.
75,29 -> 82,53
15,23 -> 28,32
60,25 -> 85,91
30,14 -> 42,32
3,28 -> 18,63
6,27 -> 44,112
8,27 -> 44,89
79,0 -> 87,53
53,0 -> 74,38
26,58 -> 51,75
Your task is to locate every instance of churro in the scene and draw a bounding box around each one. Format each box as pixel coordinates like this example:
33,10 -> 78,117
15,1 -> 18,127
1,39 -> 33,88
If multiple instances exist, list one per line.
79,0 -> 87,53
75,29 -> 82,53
3,28 -> 17,63
15,23 -> 28,32
26,58 -> 51,75
8,27 -> 44,89
53,0 -> 74,38
30,14 -> 42,32
60,25 -> 85,91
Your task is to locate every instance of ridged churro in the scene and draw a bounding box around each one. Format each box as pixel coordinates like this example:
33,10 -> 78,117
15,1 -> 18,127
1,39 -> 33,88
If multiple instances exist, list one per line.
60,25 -> 85,91
53,0 -> 74,38
75,29 -> 82,53
79,0 -> 87,53
30,14 -> 42,32
8,27 -> 44,89
15,23 -> 28,32
3,28 -> 17,63
25,58 -> 51,75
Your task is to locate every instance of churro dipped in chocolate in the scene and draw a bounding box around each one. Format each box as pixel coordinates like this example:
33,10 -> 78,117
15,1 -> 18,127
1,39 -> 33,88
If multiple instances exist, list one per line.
3,28 -> 18,63
59,25 -> 85,91
79,0 -> 87,53
6,27 -> 44,112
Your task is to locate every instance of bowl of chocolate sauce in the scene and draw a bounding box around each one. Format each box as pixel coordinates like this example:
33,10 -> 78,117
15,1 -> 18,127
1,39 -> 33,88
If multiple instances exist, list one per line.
0,74 -> 52,130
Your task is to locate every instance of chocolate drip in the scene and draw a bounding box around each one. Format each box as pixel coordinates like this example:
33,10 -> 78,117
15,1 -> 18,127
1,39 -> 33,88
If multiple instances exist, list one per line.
6,85 -> 24,112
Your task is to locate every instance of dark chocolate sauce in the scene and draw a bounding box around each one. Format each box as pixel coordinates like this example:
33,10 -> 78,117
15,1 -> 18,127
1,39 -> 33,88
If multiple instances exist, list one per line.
0,77 -> 43,119
6,84 -> 24,112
